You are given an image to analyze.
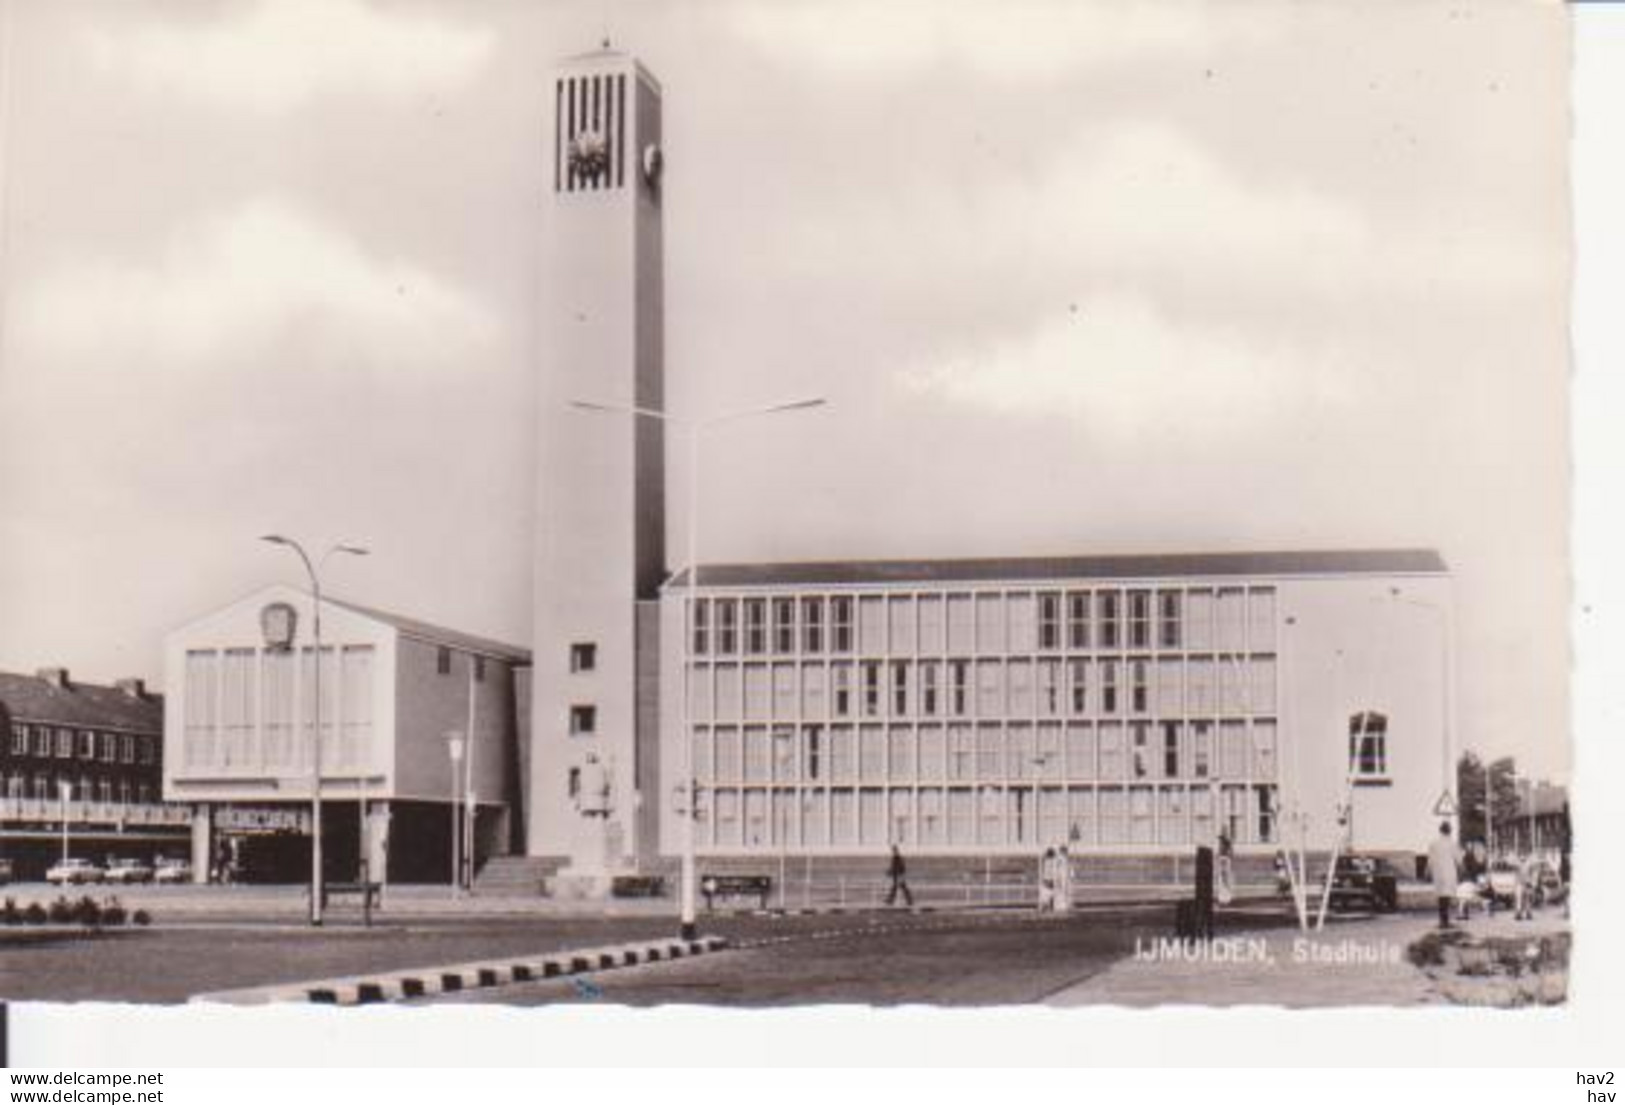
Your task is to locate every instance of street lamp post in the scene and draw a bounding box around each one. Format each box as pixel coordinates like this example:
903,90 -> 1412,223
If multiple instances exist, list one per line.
571,395 -> 826,940
261,535 -> 369,927
447,732 -> 465,898
59,780 -> 71,864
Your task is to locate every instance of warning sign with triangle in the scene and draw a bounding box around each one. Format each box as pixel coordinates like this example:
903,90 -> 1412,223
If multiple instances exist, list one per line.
1433,790 -> 1457,817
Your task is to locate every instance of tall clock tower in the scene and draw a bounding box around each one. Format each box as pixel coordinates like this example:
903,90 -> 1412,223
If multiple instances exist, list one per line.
529,48 -> 665,882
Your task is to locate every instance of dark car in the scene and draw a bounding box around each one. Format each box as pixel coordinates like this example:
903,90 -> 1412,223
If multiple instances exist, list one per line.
1327,854 -> 1400,913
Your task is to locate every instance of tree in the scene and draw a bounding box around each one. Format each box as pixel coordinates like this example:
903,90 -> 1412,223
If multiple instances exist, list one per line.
1457,752 -> 1521,853
1486,757 -> 1520,845
1457,752 -> 1486,844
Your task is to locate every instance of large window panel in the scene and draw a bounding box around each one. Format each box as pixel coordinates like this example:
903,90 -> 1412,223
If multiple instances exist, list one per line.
714,726 -> 742,784
888,596 -> 916,654
918,595 -> 945,653
947,594 -> 974,653
829,726 -> 856,784
1065,722 -> 1095,780
743,664 -> 770,720
261,649 -> 296,768
859,724 -> 886,781
339,645 -> 373,770
772,664 -> 797,718
1007,593 -> 1036,652
800,664 -> 827,719
975,593 -> 1006,653
184,650 -> 218,769
917,724 -> 945,781
715,665 -> 742,720
887,726 -> 915,782
1185,590 -> 1214,651
859,596 -> 886,654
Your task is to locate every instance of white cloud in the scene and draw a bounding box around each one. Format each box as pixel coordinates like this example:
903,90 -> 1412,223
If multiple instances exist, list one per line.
896,294 -> 1352,439
82,0 -> 494,113
726,0 -> 1276,79
781,119 -> 1546,304
12,200 -> 496,369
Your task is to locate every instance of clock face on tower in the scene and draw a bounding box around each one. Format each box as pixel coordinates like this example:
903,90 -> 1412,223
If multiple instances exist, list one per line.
568,128 -> 609,183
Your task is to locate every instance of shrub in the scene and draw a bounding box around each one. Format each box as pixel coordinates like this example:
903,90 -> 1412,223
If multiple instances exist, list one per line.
132,909 -> 151,926
2,898 -> 19,925
72,896 -> 103,927
23,902 -> 48,925
48,897 -> 74,924
102,900 -> 128,926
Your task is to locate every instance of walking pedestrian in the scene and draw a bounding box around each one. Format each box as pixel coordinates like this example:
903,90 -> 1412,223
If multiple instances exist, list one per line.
885,843 -> 913,907
1038,846 -> 1057,912
1427,821 -> 1460,929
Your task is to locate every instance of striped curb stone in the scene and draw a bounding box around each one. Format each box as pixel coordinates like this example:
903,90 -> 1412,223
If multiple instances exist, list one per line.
190,935 -> 729,1006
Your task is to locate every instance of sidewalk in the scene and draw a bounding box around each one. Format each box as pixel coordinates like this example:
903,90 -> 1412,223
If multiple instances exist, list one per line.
1047,911 -> 1570,1008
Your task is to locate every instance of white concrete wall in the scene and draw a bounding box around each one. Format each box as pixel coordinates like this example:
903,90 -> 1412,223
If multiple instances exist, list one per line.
162,584 -> 397,806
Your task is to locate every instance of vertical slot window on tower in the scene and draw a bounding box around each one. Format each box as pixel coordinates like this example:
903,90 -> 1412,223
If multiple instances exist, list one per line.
569,705 -> 597,736
570,643 -> 597,673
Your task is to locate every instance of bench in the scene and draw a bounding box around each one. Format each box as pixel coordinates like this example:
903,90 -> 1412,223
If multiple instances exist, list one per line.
700,874 -> 771,911
318,881 -> 383,910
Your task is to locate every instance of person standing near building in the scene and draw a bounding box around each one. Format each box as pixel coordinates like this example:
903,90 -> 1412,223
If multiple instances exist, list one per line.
1427,821 -> 1460,929
885,843 -> 913,908
1055,845 -> 1073,914
1038,847 -> 1057,911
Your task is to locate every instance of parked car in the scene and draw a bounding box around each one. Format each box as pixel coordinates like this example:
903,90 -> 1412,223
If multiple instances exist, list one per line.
1530,860 -> 1567,906
104,858 -> 154,885
45,858 -> 105,885
153,857 -> 191,884
1484,861 -> 1523,908
1327,854 -> 1400,913
0,857 -> 13,885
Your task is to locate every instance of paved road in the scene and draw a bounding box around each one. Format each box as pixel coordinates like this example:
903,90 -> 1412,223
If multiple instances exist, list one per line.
0,917 -> 682,1003
428,906 -> 1292,1006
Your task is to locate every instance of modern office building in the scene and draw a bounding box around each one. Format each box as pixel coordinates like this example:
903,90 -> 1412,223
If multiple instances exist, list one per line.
1,667 -> 187,878
162,585 -> 529,883
647,553 -> 1453,868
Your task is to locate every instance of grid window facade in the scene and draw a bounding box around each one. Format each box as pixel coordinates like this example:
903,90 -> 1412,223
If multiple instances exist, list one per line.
681,582 -> 1282,853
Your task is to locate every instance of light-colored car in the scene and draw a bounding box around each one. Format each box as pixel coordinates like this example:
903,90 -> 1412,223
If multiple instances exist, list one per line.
104,858 -> 154,884
1485,861 -> 1522,908
153,857 -> 192,884
45,858 -> 105,885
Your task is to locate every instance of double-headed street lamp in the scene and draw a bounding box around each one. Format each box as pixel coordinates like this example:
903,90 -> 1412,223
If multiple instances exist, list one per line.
570,395 -> 827,940
261,535 -> 369,927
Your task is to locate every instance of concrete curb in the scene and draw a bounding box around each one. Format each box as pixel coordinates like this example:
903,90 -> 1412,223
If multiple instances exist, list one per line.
190,935 -> 730,1006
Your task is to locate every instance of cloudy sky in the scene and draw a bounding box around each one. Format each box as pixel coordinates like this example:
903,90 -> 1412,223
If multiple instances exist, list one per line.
0,1 -> 1570,777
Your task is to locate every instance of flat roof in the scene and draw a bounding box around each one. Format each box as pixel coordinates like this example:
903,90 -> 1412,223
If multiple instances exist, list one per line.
665,548 -> 1448,590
